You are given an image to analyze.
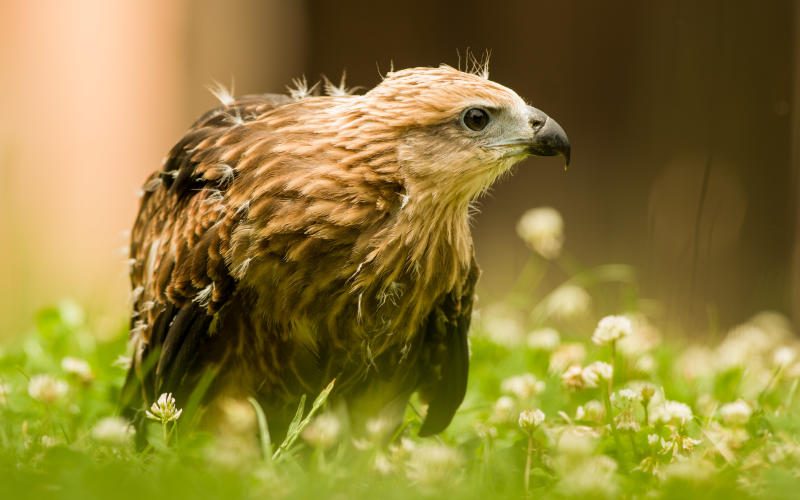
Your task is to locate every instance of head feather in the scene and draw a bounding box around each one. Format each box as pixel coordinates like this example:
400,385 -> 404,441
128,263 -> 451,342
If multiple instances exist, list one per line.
207,79 -> 236,107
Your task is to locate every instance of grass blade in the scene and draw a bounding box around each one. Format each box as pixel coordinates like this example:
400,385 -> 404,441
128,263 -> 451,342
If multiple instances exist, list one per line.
247,397 -> 272,463
272,379 -> 335,461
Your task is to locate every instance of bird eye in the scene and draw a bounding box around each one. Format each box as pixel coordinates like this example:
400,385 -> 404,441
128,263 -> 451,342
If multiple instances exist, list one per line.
462,107 -> 490,131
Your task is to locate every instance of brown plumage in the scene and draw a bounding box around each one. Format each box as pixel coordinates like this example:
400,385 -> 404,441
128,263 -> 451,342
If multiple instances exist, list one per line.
121,65 -> 569,440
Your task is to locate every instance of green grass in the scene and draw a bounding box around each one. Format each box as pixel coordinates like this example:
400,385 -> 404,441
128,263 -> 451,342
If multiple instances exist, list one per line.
2,253 -> 800,499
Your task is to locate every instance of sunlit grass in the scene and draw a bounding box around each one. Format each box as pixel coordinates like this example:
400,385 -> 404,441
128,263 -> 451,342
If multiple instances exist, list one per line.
1,209 -> 799,499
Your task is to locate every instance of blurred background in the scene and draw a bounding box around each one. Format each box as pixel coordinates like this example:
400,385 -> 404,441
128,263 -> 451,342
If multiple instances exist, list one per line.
0,0 -> 797,339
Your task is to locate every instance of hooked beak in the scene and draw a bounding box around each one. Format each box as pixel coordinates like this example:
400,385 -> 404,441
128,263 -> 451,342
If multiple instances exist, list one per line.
526,106 -> 570,166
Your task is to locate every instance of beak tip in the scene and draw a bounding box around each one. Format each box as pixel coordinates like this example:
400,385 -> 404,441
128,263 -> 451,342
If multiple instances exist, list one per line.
526,108 -> 570,167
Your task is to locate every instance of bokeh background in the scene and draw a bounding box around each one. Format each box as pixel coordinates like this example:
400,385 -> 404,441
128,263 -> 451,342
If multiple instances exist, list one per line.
1,0 -> 797,339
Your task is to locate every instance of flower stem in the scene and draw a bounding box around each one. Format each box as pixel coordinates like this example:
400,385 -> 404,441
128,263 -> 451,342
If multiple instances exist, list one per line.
524,433 -> 533,496
602,384 -> 624,465
610,341 -> 617,386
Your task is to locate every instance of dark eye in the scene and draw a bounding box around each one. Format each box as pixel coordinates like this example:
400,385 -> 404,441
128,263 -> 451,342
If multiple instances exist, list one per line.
462,107 -> 490,131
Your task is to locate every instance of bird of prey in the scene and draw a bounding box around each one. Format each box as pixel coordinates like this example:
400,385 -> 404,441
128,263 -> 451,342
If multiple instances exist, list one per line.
121,64 -> 569,441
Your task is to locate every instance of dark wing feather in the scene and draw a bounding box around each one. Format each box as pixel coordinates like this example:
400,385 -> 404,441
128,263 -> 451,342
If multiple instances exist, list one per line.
121,94 -> 292,420
155,303 -> 214,390
418,258 -> 480,436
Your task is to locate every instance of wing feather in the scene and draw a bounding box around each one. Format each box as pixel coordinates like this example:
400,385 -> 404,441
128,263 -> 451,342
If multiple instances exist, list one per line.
418,257 -> 480,436
122,94 -> 294,418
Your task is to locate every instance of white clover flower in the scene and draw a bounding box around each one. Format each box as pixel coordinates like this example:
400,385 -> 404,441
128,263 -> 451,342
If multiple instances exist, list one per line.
623,381 -> 658,403
549,342 -> 587,372
739,367 -> 775,400
562,365 -> 587,391
61,357 -> 93,382
526,328 -> 561,351
648,434 -> 660,446
748,311 -> 794,341
634,354 -> 657,374
481,306 -> 525,347
676,346 -> 716,381
58,300 -> 85,328
557,427 -> 598,456
365,416 -> 397,443
216,397 -> 258,435
714,338 -> 752,372
388,437 -> 418,464
545,285 -> 591,319
715,324 -> 775,372
474,423 -> 498,440
694,394 -> 718,418
501,373 -> 545,400
28,375 -> 69,404
302,413 -> 341,450
719,400 -> 752,426
516,207 -> 564,259
616,315 -> 662,356
659,432 -> 702,457
612,391 -> 642,431
372,453 -> 394,475
581,368 -> 600,388
583,361 -> 613,387
705,422 -> 750,458
773,346 -> 797,368
91,417 -> 134,446
493,396 -> 517,421
146,393 -> 182,423
518,408 -> 545,432
576,400 -> 605,422
615,413 -> 640,432
766,439 -> 800,464
652,400 -> 693,425
592,315 -> 633,346
556,455 -> 619,499
637,383 -> 657,402
405,443 -> 463,486
732,323 -> 779,351
613,389 -> 639,404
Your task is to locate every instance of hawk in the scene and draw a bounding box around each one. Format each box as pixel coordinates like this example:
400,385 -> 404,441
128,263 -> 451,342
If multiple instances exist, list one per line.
121,65 -> 569,441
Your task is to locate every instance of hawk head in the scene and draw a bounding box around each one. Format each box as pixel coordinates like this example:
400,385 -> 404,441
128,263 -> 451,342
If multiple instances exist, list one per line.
360,65 -> 570,204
